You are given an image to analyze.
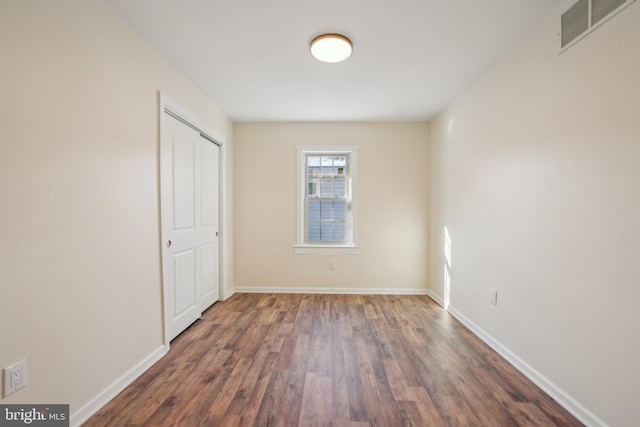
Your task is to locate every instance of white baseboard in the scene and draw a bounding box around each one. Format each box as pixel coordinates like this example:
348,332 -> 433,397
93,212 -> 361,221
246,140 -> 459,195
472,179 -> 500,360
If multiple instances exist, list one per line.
425,289 -> 445,307
223,288 -> 236,300
445,305 -> 608,427
70,346 -> 167,427
426,288 -> 606,426
232,286 -> 429,295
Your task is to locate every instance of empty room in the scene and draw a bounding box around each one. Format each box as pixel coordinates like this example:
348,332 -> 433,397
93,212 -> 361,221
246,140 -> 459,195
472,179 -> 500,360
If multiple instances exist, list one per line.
1,0 -> 639,426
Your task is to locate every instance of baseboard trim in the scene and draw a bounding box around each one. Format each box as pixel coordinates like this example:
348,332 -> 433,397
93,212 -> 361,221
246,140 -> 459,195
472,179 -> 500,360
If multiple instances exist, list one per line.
70,345 -> 167,427
233,286 -> 429,296
223,288 -> 236,300
446,305 -> 607,427
426,288 -> 605,426
425,289 -> 445,307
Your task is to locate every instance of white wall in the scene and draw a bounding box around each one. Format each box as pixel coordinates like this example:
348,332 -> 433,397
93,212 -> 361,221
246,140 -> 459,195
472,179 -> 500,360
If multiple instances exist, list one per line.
429,3 -> 640,426
0,0 -> 233,422
234,122 -> 429,293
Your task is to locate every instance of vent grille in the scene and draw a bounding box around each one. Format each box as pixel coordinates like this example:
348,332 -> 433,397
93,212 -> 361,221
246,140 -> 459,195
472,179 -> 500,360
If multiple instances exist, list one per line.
592,0 -> 625,24
561,0 -> 589,47
560,0 -> 635,51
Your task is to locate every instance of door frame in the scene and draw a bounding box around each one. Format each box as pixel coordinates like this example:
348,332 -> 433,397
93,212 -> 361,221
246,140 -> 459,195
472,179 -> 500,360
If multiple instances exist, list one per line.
159,93 -> 226,350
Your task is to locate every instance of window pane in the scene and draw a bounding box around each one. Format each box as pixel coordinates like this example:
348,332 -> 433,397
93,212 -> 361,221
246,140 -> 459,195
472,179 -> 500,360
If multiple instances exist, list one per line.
333,176 -> 346,197
321,221 -> 333,241
334,221 -> 346,241
308,167 -> 320,183
308,199 -> 320,221
334,200 -> 346,220
307,156 -> 321,195
321,200 -> 333,220
309,169 -> 321,179
321,156 -> 333,177
334,156 -> 346,167
308,220 -> 320,241
307,156 -> 320,167
308,167 -> 320,181
307,178 -> 319,196
321,156 -> 333,166
320,178 -> 333,197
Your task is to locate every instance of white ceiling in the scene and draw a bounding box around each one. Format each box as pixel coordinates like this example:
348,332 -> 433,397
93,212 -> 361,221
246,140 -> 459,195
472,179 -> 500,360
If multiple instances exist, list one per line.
103,0 -> 562,122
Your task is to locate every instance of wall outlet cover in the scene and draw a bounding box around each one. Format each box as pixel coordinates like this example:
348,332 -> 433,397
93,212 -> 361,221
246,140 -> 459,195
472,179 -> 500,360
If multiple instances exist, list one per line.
3,359 -> 27,397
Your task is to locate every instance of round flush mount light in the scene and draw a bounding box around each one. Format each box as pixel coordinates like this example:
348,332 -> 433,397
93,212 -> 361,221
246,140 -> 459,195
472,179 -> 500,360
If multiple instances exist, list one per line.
310,34 -> 353,63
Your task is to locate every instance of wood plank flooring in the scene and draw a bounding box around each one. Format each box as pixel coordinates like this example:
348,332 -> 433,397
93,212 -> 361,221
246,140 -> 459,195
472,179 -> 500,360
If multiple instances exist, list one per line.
84,293 -> 583,426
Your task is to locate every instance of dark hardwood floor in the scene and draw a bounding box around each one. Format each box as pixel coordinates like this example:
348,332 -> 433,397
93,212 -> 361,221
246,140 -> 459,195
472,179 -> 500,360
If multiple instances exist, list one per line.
84,293 -> 583,426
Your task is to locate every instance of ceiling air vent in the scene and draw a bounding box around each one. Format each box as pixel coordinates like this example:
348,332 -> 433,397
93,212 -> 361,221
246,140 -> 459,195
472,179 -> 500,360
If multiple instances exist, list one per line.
559,0 -> 636,51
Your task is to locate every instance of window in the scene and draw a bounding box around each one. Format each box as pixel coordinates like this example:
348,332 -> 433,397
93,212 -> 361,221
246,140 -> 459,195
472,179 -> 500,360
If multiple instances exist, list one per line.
295,146 -> 359,254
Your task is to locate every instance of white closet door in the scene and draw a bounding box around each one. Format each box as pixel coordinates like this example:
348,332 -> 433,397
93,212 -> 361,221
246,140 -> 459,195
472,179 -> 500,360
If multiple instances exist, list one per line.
161,113 -> 219,341
197,136 -> 220,311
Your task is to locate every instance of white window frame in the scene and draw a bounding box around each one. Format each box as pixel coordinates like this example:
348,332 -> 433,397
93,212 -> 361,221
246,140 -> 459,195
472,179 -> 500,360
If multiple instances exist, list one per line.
294,146 -> 360,255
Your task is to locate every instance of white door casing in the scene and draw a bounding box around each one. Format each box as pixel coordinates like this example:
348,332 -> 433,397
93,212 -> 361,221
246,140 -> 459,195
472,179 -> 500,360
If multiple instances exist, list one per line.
161,111 -> 220,342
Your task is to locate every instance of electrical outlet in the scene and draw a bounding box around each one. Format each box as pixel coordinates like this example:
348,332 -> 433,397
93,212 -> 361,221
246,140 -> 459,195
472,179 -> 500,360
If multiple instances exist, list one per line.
11,369 -> 20,388
3,359 -> 27,397
490,289 -> 498,306
329,260 -> 337,271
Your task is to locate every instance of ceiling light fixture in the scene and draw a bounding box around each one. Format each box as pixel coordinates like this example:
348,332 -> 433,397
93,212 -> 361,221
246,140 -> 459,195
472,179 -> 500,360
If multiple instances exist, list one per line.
310,34 -> 353,63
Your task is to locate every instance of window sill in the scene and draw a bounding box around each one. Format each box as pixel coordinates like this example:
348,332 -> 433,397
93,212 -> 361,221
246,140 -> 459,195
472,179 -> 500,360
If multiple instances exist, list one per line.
293,245 -> 361,255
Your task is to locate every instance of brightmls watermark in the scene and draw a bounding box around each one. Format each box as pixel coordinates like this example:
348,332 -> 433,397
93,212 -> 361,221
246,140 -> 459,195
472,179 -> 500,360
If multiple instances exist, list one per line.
0,405 -> 68,426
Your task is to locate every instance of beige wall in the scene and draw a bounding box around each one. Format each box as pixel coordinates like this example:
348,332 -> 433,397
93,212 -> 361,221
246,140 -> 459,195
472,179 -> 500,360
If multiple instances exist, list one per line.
5,0 -> 636,424
0,0 -> 233,421
429,3 -> 640,426
234,122 -> 429,292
